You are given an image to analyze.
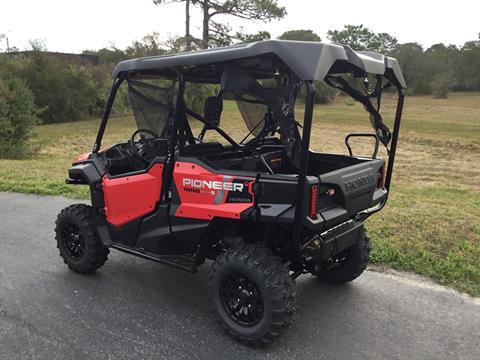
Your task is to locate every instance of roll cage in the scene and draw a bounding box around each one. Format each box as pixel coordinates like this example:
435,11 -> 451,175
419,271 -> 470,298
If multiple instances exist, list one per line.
91,40 -> 405,257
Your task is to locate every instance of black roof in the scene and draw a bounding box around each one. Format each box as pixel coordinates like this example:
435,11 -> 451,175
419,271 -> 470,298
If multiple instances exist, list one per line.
112,40 -> 406,88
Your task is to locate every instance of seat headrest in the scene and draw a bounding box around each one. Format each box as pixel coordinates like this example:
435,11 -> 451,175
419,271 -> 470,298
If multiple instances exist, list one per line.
204,96 -> 223,127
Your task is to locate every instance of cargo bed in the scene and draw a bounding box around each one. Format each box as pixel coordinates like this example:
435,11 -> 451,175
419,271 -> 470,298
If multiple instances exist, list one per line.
308,152 -> 387,228
248,151 -> 387,232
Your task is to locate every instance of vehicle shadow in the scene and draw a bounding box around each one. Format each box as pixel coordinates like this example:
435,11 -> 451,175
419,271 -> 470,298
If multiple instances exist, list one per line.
55,252 -> 365,358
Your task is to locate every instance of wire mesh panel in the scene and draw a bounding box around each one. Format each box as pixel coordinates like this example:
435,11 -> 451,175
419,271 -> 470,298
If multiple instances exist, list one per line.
127,79 -> 177,136
234,94 -> 268,137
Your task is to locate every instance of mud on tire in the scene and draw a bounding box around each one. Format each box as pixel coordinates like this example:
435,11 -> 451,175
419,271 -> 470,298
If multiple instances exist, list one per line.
55,204 -> 109,274
208,244 -> 297,345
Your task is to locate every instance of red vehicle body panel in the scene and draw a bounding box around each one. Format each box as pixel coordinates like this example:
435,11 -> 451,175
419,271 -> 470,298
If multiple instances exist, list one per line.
173,161 -> 255,220
73,152 -> 90,163
103,164 -> 164,227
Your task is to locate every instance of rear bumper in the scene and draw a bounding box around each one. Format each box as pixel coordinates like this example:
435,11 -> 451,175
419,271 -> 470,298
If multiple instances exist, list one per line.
304,187 -> 388,231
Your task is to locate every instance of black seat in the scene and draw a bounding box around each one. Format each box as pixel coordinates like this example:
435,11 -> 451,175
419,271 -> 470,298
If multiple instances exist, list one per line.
204,96 -> 223,127
181,142 -> 224,156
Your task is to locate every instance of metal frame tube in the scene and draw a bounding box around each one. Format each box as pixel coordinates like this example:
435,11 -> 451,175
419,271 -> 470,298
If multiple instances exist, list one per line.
168,71 -> 186,154
292,81 -> 315,250
161,71 -> 186,201
92,74 -> 126,153
384,88 -> 405,191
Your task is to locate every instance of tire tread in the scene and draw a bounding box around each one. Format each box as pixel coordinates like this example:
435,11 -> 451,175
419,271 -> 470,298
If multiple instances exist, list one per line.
55,204 -> 109,274
208,244 -> 297,345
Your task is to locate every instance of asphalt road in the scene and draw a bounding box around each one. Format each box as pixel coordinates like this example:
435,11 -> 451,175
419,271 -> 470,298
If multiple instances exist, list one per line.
0,192 -> 479,360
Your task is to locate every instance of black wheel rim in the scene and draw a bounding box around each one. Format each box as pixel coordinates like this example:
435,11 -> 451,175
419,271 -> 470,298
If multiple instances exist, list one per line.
219,271 -> 264,327
60,221 -> 85,261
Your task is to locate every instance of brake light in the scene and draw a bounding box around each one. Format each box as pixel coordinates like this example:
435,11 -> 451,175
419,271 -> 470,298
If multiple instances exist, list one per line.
310,185 -> 318,219
379,163 -> 387,189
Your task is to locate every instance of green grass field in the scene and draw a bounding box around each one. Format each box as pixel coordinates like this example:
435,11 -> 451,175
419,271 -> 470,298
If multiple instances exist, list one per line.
1,92 -> 479,296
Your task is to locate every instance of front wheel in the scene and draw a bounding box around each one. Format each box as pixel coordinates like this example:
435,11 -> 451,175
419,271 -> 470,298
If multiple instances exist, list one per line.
208,244 -> 297,345
55,204 -> 109,274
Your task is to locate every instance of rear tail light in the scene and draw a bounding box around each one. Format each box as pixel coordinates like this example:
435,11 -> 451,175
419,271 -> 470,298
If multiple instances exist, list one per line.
310,185 -> 318,219
379,163 -> 387,189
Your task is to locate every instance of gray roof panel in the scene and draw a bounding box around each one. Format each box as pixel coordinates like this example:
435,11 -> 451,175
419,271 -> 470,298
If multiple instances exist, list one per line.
112,40 -> 406,88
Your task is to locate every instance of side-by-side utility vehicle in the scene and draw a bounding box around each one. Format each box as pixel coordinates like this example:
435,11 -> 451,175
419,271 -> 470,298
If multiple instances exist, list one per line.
55,40 -> 405,344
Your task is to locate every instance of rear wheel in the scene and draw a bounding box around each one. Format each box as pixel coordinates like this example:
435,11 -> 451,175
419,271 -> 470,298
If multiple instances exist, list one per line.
55,204 -> 109,274
208,244 -> 297,345
314,229 -> 371,284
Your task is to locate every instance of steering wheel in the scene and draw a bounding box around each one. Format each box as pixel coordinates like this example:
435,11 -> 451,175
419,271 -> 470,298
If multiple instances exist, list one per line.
128,128 -> 159,163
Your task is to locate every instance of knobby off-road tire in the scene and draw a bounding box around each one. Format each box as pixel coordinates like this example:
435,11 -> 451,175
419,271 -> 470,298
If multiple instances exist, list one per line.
314,229 -> 371,284
55,204 -> 109,274
208,244 -> 297,345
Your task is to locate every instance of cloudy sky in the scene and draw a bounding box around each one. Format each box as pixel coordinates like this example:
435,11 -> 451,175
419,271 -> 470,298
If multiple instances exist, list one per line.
1,0 -> 479,53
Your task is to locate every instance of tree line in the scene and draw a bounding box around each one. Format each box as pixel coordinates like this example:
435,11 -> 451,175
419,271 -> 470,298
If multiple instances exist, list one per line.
0,8 -> 479,158
83,25 -> 480,99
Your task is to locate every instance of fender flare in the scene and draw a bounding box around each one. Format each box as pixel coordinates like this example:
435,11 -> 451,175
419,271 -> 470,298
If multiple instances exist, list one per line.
68,162 -> 102,185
